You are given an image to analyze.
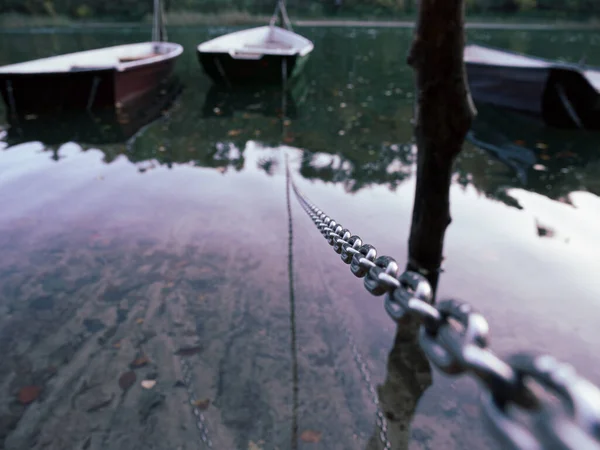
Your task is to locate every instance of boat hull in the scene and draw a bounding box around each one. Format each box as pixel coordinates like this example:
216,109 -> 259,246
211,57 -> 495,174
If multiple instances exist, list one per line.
465,45 -> 600,130
115,55 -> 178,105
0,53 -> 179,116
466,63 -> 549,116
197,51 -> 310,86
0,69 -> 116,116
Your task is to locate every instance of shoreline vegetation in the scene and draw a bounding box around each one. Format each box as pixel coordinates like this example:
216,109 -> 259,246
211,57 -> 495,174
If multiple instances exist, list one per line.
0,11 -> 599,30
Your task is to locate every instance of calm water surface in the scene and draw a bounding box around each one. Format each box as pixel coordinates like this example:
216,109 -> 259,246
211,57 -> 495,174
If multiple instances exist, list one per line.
1,26 -> 600,450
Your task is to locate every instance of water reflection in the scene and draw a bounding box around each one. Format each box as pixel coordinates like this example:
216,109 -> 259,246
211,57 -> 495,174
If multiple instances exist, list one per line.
285,157 -> 299,450
202,79 -> 309,120
461,103 -> 600,209
3,78 -> 182,160
366,318 -> 432,450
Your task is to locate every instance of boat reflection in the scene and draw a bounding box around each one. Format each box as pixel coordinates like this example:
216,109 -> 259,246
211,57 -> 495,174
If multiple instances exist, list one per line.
461,103 -> 600,208
123,75 -> 310,173
3,78 -> 182,158
201,81 -> 306,120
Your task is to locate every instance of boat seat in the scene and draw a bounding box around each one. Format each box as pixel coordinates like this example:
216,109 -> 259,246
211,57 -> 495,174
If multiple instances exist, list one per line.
584,70 -> 600,91
244,41 -> 293,50
119,53 -> 162,63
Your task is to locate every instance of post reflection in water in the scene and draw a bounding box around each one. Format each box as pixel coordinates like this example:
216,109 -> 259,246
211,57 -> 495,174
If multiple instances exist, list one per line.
462,102 -> 600,210
366,316 -> 432,450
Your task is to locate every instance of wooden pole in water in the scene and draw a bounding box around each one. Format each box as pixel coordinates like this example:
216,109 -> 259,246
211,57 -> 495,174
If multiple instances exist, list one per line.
405,0 -> 476,296
368,2 -> 475,449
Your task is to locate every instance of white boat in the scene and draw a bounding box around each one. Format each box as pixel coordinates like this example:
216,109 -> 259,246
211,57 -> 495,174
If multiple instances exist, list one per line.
464,44 -> 600,130
197,0 -> 313,86
0,0 -> 183,116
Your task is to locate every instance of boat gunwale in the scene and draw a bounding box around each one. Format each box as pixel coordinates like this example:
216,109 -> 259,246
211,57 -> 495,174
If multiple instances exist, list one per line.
464,43 -> 598,73
0,42 -> 183,76
196,25 -> 314,58
464,43 -> 600,93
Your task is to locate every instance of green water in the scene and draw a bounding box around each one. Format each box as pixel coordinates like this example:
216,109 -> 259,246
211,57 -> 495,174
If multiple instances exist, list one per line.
0,26 -> 599,450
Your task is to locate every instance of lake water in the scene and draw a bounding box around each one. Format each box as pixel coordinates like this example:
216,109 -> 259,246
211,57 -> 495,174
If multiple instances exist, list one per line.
1,25 -> 600,450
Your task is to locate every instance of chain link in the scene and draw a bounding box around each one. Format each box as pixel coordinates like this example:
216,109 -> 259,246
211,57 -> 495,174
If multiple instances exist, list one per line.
180,358 -> 213,448
289,178 -> 600,450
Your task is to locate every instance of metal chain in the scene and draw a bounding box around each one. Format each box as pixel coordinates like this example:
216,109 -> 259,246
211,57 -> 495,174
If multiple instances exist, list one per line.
180,357 -> 213,448
288,176 -> 600,450
286,161 -> 391,449
345,327 -> 391,450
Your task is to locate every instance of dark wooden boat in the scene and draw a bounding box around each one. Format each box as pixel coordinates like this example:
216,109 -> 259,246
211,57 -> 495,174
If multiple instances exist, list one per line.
464,44 -> 600,130
0,0 -> 182,117
197,0 -> 313,86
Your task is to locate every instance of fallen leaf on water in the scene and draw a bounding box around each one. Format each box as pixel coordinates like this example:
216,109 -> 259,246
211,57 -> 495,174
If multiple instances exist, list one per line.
18,386 -> 42,405
119,371 -> 137,391
283,136 -> 294,144
300,430 -> 322,443
228,129 -> 242,137
113,341 -> 121,349
130,354 -> 150,369
556,151 -> 577,158
514,139 -> 525,145
464,403 -> 479,418
192,399 -> 210,410
248,441 -> 262,450
540,154 -> 551,161
174,260 -> 189,269
141,380 -> 157,389
254,130 -> 261,136
175,346 -> 202,356
136,318 -> 144,324
535,142 -> 548,150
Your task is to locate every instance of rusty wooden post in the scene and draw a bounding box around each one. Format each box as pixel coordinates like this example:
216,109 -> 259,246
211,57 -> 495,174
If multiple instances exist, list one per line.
406,0 -> 476,295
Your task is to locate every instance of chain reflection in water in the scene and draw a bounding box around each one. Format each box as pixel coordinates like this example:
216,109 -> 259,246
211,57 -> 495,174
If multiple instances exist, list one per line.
285,155 -> 300,450
181,358 -> 212,448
